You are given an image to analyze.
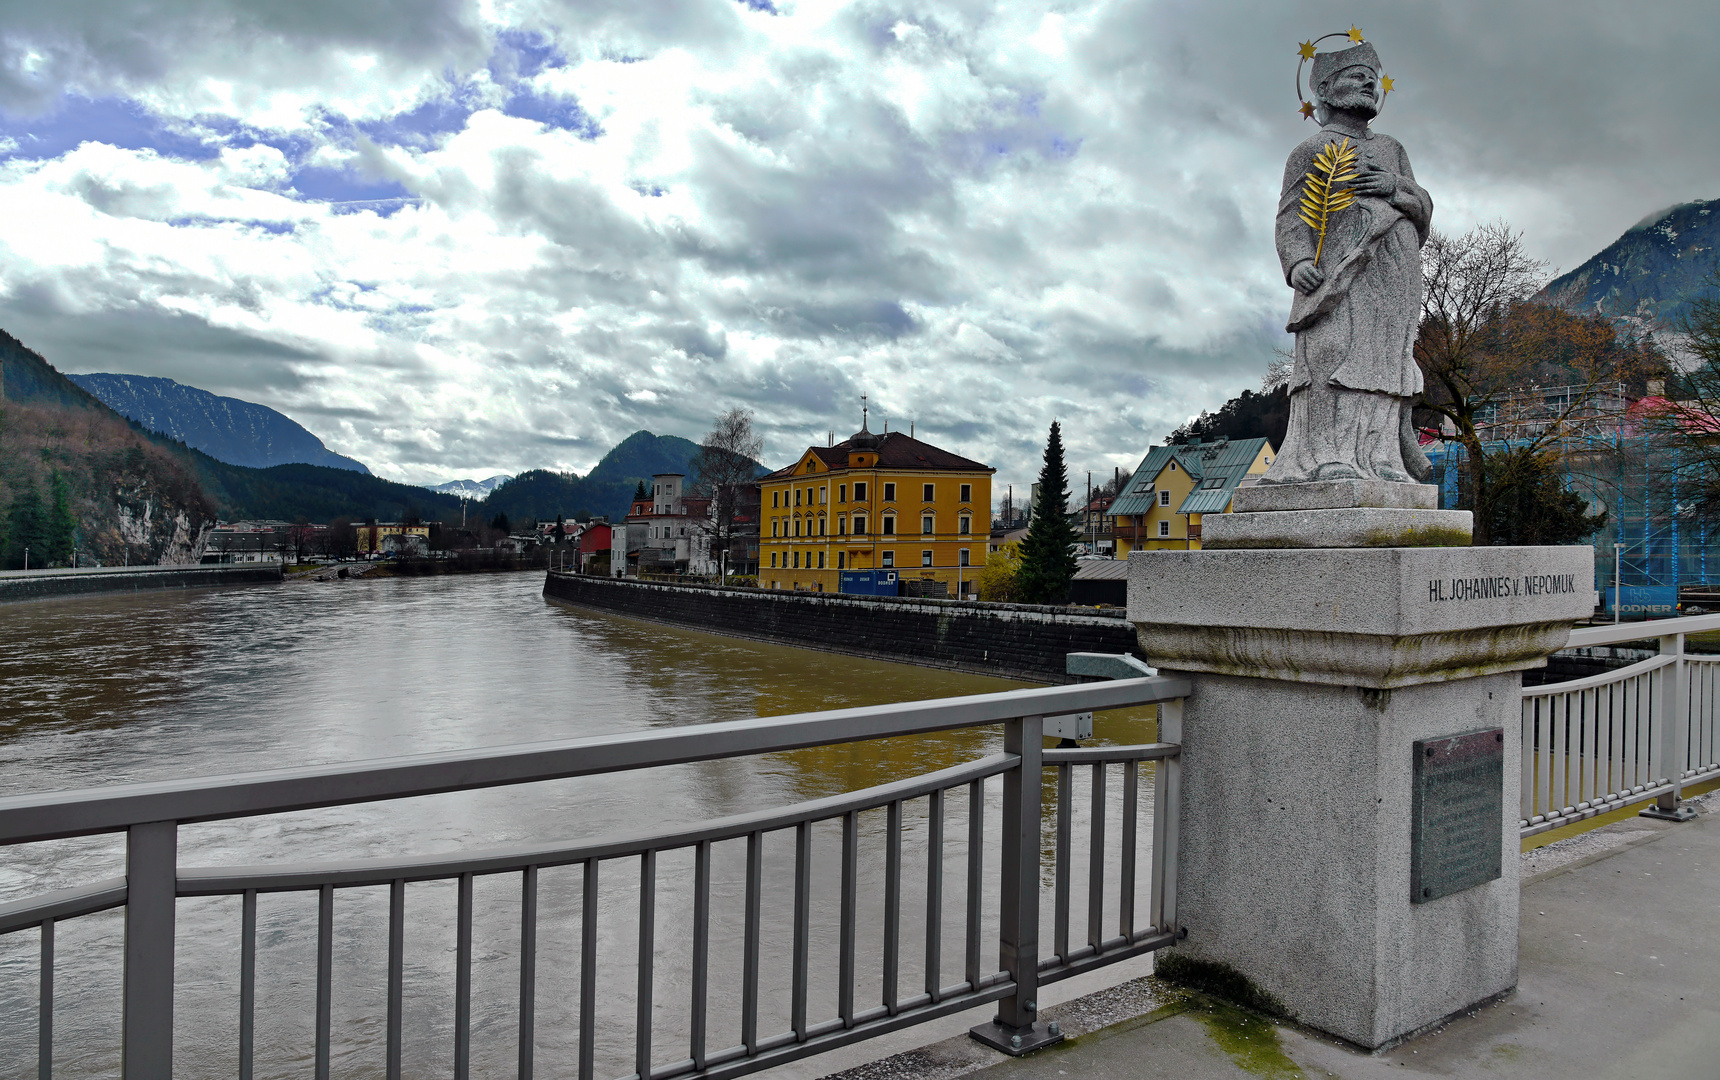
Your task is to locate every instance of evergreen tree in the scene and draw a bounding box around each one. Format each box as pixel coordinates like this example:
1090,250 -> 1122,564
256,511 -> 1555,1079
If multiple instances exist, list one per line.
46,471 -> 76,565
1015,421 -> 1080,604
634,480 -> 649,502
1483,447 -> 1607,545
2,481 -> 49,570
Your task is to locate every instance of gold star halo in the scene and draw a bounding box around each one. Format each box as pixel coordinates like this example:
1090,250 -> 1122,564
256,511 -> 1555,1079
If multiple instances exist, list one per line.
1295,29 -> 1386,120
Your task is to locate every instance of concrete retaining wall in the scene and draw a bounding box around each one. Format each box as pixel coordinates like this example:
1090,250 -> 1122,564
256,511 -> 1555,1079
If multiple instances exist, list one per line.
543,572 -> 1143,684
0,564 -> 283,604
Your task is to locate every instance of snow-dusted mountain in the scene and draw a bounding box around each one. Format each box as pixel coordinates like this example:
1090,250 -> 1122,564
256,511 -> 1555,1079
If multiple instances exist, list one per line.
66,373 -> 371,474
429,475 -> 512,499
1542,198 -> 1719,326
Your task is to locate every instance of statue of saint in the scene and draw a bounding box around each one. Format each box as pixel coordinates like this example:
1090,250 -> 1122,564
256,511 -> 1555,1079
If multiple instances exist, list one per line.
1260,41 -> 1433,486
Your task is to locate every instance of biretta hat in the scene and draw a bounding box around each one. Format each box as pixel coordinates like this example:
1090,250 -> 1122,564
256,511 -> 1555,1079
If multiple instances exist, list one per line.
1309,42 -> 1381,93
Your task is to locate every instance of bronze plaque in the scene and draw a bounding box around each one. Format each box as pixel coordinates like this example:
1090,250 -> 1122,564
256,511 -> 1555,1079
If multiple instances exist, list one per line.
1411,728 -> 1505,903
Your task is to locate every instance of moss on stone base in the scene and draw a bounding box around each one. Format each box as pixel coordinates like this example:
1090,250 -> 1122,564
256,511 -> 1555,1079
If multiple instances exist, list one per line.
1155,954 -> 1290,1020
1358,525 -> 1474,548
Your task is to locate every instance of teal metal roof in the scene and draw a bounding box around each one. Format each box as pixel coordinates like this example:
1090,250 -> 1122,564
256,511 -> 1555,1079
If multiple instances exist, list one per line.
1109,437 -> 1271,517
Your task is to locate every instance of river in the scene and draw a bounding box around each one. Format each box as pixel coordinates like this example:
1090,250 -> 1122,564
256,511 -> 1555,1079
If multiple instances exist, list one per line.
0,573 -> 1158,1079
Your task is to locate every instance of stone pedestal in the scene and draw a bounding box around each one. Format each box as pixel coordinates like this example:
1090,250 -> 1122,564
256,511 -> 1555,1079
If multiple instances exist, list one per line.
1128,544 -> 1593,1048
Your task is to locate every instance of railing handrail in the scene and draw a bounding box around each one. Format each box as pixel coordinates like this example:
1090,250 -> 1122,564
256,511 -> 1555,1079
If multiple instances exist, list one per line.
1521,652 -> 1674,697
0,675 -> 1189,845
1566,611 -> 1720,649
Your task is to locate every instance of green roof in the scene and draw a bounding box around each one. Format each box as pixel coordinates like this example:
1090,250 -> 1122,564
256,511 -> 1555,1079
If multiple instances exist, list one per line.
1109,437 -> 1271,517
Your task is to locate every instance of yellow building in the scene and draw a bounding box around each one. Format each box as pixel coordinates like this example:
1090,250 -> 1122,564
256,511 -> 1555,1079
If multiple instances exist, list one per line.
759,421 -> 994,596
1111,437 -> 1276,554
354,521 -> 432,555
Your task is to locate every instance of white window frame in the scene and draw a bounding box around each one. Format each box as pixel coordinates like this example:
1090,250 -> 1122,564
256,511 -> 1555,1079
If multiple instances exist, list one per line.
921,550 -> 933,567
1158,520 -> 1170,537
1159,490 -> 1171,507
921,515 -> 934,535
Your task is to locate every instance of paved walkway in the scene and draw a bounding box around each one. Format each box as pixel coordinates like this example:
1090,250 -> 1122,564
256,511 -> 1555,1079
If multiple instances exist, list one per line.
828,805 -> 1720,1080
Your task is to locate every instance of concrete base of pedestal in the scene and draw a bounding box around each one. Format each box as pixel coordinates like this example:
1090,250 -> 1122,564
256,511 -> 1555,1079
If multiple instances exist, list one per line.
1158,668 -> 1521,1048
1127,544 -> 1594,1049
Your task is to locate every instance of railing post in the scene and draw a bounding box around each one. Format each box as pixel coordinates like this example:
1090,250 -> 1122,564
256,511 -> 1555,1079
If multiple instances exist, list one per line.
1150,698 -> 1183,935
1643,632 -> 1697,821
970,715 -> 1061,1056
123,820 -> 177,1079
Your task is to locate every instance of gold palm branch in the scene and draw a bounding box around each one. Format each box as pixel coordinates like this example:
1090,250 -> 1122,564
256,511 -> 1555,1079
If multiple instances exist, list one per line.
1297,137 -> 1359,267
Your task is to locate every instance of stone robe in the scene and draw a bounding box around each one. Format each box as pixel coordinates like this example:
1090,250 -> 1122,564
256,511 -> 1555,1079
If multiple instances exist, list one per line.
1260,123 -> 1434,485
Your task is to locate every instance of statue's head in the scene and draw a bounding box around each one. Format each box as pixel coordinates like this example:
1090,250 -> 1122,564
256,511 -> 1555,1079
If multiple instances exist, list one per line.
1310,42 -> 1382,123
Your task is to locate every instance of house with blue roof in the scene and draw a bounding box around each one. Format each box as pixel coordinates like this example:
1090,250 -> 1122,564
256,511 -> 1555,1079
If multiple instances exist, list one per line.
1110,436 -> 1276,554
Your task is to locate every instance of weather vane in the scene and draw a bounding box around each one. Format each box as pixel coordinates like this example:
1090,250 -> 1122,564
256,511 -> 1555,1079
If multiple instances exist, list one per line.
1295,26 -> 1394,120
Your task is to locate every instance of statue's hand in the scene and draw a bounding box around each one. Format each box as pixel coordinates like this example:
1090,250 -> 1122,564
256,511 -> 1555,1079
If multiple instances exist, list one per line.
1347,163 -> 1396,198
1290,261 -> 1325,294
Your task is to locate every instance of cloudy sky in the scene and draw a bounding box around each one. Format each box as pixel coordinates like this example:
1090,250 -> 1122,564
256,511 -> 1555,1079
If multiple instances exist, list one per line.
0,1 -> 1715,492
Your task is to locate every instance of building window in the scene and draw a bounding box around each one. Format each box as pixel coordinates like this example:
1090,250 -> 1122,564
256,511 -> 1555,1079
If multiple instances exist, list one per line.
838,517 -> 847,535
838,552 -> 846,569
839,484 -> 847,502
959,516 -> 971,535
1169,461 -> 1177,472
883,482 -> 896,502
795,489 -> 802,507
1159,490 -> 1171,507
1264,454 -> 1273,465
960,484 -> 971,503
821,486 -> 827,504
921,550 -> 933,566
854,482 -> 868,501
771,521 -> 778,537
1159,520 -> 1170,537
882,515 -> 896,535
959,548 -> 970,567
882,551 -> 894,567
795,519 -> 802,537
772,491 -> 779,508
818,552 -> 826,569
855,515 -> 868,534
771,552 -> 778,567
793,551 -> 800,568
923,483 -> 934,502
820,518 -> 827,536
922,515 -> 934,534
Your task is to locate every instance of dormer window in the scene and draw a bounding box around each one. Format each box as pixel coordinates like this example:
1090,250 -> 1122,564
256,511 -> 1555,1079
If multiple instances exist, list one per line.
1168,461 -> 1178,472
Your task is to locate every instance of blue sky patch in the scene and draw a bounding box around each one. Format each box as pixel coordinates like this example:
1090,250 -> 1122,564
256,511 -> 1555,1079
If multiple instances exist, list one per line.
0,96 -> 221,162
503,88 -> 602,139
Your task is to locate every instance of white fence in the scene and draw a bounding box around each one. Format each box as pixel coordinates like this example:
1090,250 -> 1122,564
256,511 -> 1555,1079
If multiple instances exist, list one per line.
1521,613 -> 1720,837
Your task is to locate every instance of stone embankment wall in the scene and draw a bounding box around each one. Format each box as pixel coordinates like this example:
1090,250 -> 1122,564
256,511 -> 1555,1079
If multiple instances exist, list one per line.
0,564 -> 282,604
543,572 -> 1143,684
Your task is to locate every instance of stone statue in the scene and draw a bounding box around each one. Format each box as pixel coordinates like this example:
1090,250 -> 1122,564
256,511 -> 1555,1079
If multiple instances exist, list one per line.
1260,42 -> 1433,486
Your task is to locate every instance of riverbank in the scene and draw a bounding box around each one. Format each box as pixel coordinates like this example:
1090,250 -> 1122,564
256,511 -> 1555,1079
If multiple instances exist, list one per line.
542,570 -> 1144,683
0,562 -> 281,604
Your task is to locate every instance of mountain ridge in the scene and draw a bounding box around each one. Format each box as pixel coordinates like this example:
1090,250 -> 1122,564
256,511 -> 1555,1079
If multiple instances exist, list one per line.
1542,198 -> 1720,326
66,372 -> 371,474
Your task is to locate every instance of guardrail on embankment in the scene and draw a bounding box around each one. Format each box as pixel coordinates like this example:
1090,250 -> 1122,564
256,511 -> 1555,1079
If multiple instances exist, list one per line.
1521,613 -> 1720,837
0,563 -> 283,604
0,674 -> 1188,1079
542,571 -> 1142,684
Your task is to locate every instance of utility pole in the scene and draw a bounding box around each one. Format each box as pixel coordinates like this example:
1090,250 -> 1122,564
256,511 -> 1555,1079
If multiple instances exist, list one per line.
1086,472 -> 1093,554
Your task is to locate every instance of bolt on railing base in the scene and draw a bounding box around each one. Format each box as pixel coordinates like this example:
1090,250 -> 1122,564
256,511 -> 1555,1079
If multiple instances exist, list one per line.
969,1018 -> 1064,1056
1639,803 -> 1698,822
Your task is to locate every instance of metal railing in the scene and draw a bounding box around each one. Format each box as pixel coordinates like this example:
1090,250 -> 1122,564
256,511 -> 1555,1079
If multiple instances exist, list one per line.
0,675 -> 1188,1079
1521,612 -> 1720,836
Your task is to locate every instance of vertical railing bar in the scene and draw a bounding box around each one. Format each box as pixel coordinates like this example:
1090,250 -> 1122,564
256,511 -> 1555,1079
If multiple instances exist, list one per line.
520,867 -> 539,1080
1551,693 -> 1565,811
1520,700 -> 1533,822
122,820 -> 177,1079
1088,763 -> 1107,951
38,917 -> 53,1080
965,780 -> 984,992
1156,700 -> 1184,932
884,800 -> 903,1015
992,715 -> 1046,1034
579,860 -> 599,1080
1119,760 -> 1138,939
691,841 -> 711,1068
240,889 -> 256,1080
1053,764 -> 1072,961
455,873 -> 473,1080
791,824 -> 811,1041
839,810 -> 859,1028
924,788 -> 944,1001
637,850 -> 657,1080
387,879 -> 404,1080
316,883 -> 333,1080
743,830 -> 764,1051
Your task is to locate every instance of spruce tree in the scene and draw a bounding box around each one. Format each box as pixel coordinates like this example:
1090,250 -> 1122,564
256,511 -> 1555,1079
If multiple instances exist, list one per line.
2,481 -> 47,570
1015,421 -> 1079,604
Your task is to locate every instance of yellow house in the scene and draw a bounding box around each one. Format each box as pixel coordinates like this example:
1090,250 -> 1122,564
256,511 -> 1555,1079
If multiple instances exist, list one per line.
1111,437 -> 1276,554
759,421 -> 994,596
354,521 -> 432,555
